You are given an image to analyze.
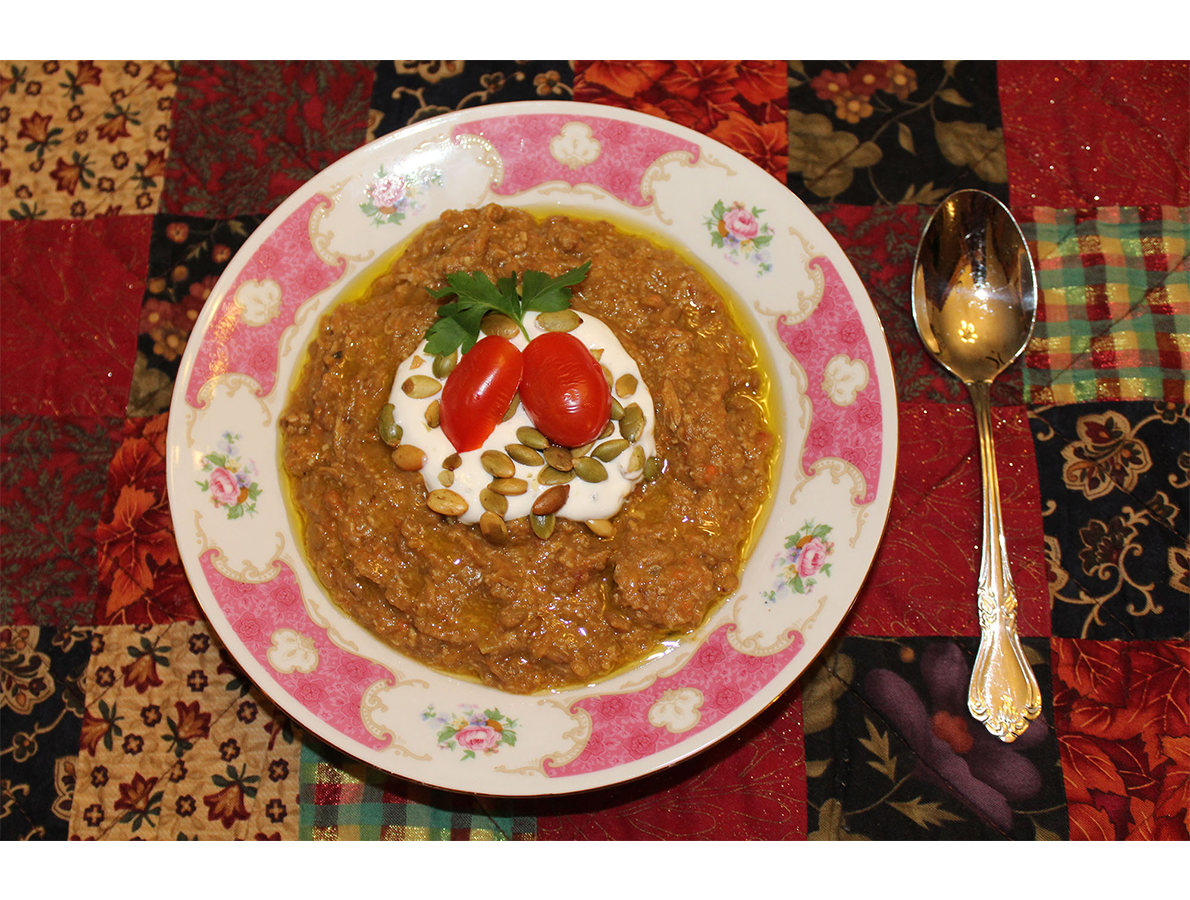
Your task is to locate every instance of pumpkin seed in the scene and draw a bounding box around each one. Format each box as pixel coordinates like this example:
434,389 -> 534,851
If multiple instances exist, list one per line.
586,519 -> 615,539
488,477 -> 528,496
426,488 -> 467,517
543,447 -> 573,471
592,438 -> 630,462
609,397 -> 624,420
615,373 -> 638,398
516,426 -> 549,450
644,455 -> 662,481
601,365 -> 614,390
534,309 -> 582,333
590,348 -> 604,361
409,355 -> 424,370
506,443 -> 544,466
619,404 -> 645,443
442,453 -> 462,471
393,444 -> 426,471
480,488 -> 508,516
401,374 -> 441,399
572,456 -> 607,483
437,469 -> 454,487
378,403 -> 402,446
570,441 -> 595,459
432,351 -> 457,379
529,513 -> 556,540
532,484 -> 569,516
481,450 -> 516,479
481,312 -> 520,339
599,421 -> 615,439
502,392 -> 520,422
537,466 -> 575,486
424,399 -> 440,429
627,445 -> 646,473
479,511 -> 510,545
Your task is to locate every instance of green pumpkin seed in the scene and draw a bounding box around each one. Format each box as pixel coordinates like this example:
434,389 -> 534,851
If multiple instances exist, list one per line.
378,403 -> 402,446
502,393 -> 520,422
506,443 -> 544,466
481,450 -> 516,479
481,313 -> 521,339
537,466 -> 575,486
479,511 -> 510,545
599,421 -> 615,439
516,426 -> 549,450
530,513 -> 555,540
393,444 -> 426,471
442,453 -> 462,471
437,469 -> 454,487
627,445 -> 646,473
489,477 -> 528,496
609,397 -> 624,420
480,488 -> 508,516
534,309 -> 582,333
401,374 -> 441,399
426,488 -> 467,517
570,441 -> 595,459
619,404 -> 645,443
543,447 -> 573,471
432,351 -> 458,379
532,484 -> 570,516
615,373 -> 638,398
643,455 -> 662,481
572,456 -> 607,483
592,439 -> 630,462
586,519 -> 615,539
424,399 -> 440,429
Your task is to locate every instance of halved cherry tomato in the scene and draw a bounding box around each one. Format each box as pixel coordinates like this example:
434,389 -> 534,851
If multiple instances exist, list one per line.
519,331 -> 611,448
440,336 -> 523,452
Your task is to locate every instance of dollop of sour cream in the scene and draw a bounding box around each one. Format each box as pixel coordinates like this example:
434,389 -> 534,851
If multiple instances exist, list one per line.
387,310 -> 656,527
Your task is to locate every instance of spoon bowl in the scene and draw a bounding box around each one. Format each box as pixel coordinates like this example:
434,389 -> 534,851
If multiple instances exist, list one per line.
912,189 -> 1042,742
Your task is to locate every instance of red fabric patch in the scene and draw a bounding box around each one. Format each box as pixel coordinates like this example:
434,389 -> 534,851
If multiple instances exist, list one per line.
163,61 -> 374,218
1053,639 -> 1189,840
844,402 -> 1050,638
537,691 -> 806,839
999,61 -> 1190,207
574,60 -> 788,183
0,217 -> 148,418
93,414 -> 201,624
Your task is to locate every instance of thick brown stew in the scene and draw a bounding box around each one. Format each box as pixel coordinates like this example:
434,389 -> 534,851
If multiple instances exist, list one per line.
280,205 -> 775,694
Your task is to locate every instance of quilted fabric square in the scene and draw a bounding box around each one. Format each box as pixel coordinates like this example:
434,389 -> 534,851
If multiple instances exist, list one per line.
0,217 -> 150,418
298,737 -> 534,840
1,415 -> 120,627
802,636 -> 1068,839
785,60 -> 1005,206
1,60 -> 177,220
574,60 -> 787,183
68,622 -> 302,840
1028,400 -> 1190,640
368,60 -> 575,140
162,61 -> 373,219
846,402 -> 1050,638
999,60 -> 1190,208
1020,206 -> 1189,405
0,626 -> 93,840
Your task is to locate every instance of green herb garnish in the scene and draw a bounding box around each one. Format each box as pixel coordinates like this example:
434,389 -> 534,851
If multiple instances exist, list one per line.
424,261 -> 591,356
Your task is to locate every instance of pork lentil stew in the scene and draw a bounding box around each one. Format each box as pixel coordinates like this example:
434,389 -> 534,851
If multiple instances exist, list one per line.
280,205 -> 776,694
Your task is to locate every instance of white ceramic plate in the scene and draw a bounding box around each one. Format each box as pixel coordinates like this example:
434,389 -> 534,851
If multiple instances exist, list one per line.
166,101 -> 897,796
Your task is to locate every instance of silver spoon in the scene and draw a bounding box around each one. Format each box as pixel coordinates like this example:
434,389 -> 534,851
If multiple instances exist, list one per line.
912,189 -> 1042,742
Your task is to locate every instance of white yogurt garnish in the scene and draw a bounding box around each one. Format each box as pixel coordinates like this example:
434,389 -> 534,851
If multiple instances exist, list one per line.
388,310 -> 656,526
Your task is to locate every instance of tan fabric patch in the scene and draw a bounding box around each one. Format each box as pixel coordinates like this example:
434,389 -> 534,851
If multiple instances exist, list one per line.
68,622 -> 302,840
1,60 -> 177,220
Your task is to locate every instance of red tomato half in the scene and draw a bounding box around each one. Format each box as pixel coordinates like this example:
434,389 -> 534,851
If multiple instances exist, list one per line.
519,331 -> 611,448
440,336 -> 523,452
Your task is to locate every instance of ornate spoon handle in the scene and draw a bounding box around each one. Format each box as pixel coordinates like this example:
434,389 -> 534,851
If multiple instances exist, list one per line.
966,382 -> 1042,741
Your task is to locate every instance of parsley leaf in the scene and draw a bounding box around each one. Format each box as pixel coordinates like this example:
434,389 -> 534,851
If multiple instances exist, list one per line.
424,261 -> 591,356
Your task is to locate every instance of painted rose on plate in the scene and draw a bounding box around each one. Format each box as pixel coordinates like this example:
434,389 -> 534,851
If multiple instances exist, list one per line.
196,431 -> 261,519
763,520 -> 835,603
423,704 -> 518,760
705,200 -> 774,275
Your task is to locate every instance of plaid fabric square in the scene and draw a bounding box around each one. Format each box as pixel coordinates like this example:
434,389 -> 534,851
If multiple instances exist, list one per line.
1021,206 -> 1189,405
299,738 -> 535,840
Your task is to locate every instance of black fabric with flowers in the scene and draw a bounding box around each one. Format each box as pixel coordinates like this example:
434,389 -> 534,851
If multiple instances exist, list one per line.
804,636 -> 1069,840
